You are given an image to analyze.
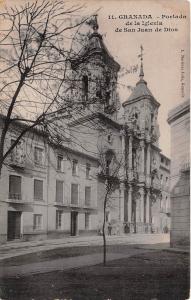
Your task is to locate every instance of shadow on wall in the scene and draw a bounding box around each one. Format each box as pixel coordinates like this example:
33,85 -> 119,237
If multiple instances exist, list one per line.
170,169 -> 190,248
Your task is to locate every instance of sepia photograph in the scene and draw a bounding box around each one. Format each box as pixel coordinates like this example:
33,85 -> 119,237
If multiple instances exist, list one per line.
0,0 -> 190,299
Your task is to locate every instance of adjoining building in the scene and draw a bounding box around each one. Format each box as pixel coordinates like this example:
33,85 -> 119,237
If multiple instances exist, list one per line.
167,100 -> 190,248
0,17 -> 170,243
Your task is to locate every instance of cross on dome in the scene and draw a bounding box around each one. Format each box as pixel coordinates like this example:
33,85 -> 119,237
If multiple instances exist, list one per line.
138,45 -> 144,80
92,14 -> 99,33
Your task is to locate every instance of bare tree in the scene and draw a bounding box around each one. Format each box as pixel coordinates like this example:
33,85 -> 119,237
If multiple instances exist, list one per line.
97,146 -> 123,265
0,0 -> 94,175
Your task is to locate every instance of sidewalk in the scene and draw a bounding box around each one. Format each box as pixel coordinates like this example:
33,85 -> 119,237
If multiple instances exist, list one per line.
0,234 -> 170,261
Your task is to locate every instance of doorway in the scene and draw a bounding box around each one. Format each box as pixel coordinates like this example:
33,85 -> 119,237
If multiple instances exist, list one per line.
7,211 -> 21,241
71,211 -> 78,236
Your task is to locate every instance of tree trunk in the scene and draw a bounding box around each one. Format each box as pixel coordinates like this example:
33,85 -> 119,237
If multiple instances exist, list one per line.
0,125 -> 6,176
102,191 -> 108,266
0,75 -> 25,175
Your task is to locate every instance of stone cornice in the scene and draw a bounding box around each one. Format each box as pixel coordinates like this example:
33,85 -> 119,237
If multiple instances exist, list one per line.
167,99 -> 190,124
68,112 -> 122,130
122,95 -> 160,108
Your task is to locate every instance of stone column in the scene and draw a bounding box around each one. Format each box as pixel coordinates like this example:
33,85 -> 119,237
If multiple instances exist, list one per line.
140,140 -> 145,181
120,130 -> 125,154
128,185 -> 132,223
128,135 -> 133,170
146,143 -> 151,175
146,189 -> 150,223
146,143 -> 151,186
119,130 -> 125,180
140,187 -> 145,223
119,183 -> 125,222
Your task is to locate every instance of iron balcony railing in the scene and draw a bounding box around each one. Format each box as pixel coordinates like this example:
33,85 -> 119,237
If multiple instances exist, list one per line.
8,193 -> 22,200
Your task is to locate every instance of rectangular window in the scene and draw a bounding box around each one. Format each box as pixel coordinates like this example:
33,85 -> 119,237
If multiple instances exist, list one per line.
71,183 -> 78,205
85,213 -> 90,230
56,180 -> 64,203
34,179 -> 43,201
9,175 -> 22,200
86,163 -> 91,179
57,155 -> 63,171
160,174 -> 163,184
34,147 -> 44,165
72,159 -> 78,176
56,211 -> 62,229
85,186 -> 91,206
33,214 -> 42,230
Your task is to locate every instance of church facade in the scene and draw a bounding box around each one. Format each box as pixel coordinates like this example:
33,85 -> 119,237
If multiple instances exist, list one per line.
0,17 -> 170,243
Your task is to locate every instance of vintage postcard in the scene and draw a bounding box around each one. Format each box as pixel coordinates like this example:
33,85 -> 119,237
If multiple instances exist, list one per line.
0,0 -> 189,299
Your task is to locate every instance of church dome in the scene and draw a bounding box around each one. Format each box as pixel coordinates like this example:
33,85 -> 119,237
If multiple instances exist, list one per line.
127,78 -> 154,102
70,15 -> 120,71
123,51 -> 159,107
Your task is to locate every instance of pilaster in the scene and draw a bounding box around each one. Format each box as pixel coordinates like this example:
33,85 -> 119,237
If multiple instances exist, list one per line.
146,189 -> 150,223
146,143 -> 151,186
139,140 -> 145,182
128,134 -> 133,181
119,183 -> 125,222
128,184 -> 132,222
139,187 -> 145,223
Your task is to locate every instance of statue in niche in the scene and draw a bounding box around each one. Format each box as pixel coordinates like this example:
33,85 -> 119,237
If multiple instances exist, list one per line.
134,148 -> 140,173
15,142 -> 24,163
128,106 -> 140,131
151,151 -> 160,171
145,114 -> 150,131
151,110 -> 160,140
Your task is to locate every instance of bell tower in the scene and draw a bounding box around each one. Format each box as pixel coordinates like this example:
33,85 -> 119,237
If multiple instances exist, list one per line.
70,15 -> 121,120
122,46 -> 161,233
123,45 -> 160,145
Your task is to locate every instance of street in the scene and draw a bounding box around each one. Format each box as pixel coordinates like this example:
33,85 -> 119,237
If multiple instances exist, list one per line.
0,235 -> 189,300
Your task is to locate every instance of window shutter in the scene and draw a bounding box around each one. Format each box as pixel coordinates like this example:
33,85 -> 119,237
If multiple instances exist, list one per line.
71,184 -> 78,205
86,163 -> 91,179
33,214 -> 42,230
85,186 -> 91,206
72,160 -> 78,175
56,180 -> 63,203
85,213 -> 90,229
9,175 -> 21,198
57,156 -> 63,171
56,211 -> 62,229
34,179 -> 43,200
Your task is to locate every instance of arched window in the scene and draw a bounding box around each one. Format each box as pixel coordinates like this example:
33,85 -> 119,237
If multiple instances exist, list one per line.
106,76 -> 110,87
82,75 -> 88,103
105,76 -> 111,107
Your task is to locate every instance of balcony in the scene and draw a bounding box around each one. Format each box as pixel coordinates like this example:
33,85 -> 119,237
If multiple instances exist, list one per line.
160,207 -> 171,215
9,193 -> 22,200
7,193 -> 32,204
9,151 -> 26,169
53,201 -> 97,212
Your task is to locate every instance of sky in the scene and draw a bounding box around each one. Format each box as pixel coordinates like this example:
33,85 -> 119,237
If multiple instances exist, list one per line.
80,0 -> 190,157
0,0 -> 190,157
